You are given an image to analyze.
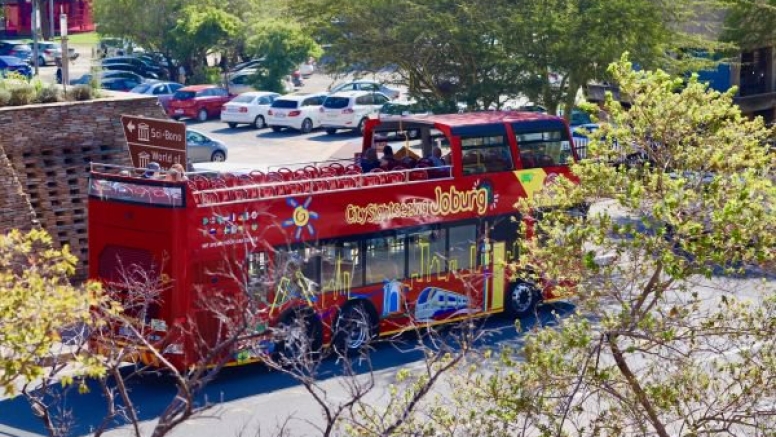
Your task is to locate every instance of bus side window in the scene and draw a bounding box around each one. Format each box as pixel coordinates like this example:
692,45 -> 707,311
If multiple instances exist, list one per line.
321,240 -> 363,292
448,224 -> 477,271
364,233 -> 405,284
247,251 -> 270,301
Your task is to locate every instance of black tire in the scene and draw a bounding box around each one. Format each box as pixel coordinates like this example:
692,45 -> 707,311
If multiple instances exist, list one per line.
271,126 -> 282,132
275,310 -> 323,364
357,118 -> 367,135
253,115 -> 266,129
333,303 -> 375,357
197,108 -> 208,122
506,280 -> 541,318
210,151 -> 226,162
227,122 -> 238,129
38,56 -> 46,66
300,118 -> 313,133
325,128 -> 337,135
171,115 -> 182,121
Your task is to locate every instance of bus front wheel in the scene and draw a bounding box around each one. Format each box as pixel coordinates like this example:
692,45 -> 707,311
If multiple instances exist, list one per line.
276,310 -> 322,365
333,303 -> 375,357
506,281 -> 540,318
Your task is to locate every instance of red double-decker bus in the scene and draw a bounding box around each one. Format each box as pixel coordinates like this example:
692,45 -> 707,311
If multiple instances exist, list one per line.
88,111 -> 584,369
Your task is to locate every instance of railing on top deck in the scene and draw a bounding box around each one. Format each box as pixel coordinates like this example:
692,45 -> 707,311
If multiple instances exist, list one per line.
88,163 -> 454,208
189,165 -> 454,207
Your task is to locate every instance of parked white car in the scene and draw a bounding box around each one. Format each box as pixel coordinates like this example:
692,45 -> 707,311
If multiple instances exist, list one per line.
221,91 -> 280,129
267,92 -> 328,133
329,80 -> 401,100
320,90 -> 390,135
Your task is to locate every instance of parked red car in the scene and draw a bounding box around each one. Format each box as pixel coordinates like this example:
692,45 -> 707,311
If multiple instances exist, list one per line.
166,85 -> 233,121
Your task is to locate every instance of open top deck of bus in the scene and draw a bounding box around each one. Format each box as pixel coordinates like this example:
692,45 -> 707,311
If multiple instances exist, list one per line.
89,161 -> 454,208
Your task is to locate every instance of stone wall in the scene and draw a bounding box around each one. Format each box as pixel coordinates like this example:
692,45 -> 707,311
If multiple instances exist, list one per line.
0,93 -> 167,279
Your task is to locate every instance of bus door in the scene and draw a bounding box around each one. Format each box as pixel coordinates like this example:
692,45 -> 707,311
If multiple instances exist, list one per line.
480,214 -> 520,313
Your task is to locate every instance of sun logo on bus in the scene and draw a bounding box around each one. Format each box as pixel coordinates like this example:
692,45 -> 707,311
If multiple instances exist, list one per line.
473,179 -> 499,211
282,196 -> 319,240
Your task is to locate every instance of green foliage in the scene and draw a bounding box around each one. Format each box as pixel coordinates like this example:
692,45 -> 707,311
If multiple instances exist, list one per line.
34,86 -> 63,104
170,5 -> 240,63
67,85 -> 94,101
0,229 -> 109,397
0,89 -> 10,106
245,19 -> 322,92
7,83 -> 35,106
722,0 -> 776,49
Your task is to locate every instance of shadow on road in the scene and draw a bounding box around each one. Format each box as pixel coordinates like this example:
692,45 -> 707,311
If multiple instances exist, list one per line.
305,131 -> 362,143
0,302 -> 575,436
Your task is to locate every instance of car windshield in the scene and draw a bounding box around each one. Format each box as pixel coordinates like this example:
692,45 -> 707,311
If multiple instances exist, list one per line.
130,84 -> 152,94
231,95 -> 255,104
324,97 -> 350,109
271,99 -> 298,109
173,90 -> 196,100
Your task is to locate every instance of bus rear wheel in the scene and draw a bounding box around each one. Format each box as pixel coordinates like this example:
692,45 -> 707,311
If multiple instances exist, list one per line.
333,303 -> 375,357
275,310 -> 322,365
506,280 -> 540,318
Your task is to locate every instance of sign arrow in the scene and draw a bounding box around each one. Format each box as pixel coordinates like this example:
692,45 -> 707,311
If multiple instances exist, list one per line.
127,120 -> 135,133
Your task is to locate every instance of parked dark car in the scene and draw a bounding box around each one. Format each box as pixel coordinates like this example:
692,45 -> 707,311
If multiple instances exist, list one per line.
0,41 -> 32,64
166,85 -> 233,121
102,57 -> 159,79
101,77 -> 143,92
0,55 -> 33,79
71,70 -> 146,86
129,81 -> 184,111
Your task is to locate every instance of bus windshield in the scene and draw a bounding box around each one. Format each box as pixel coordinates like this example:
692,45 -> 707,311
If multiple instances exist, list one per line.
89,176 -> 185,207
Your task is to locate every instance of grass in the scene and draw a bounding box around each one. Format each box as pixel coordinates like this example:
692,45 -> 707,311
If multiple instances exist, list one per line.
57,31 -> 100,47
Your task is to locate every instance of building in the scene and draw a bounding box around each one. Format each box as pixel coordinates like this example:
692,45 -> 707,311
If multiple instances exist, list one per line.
1,0 -> 94,37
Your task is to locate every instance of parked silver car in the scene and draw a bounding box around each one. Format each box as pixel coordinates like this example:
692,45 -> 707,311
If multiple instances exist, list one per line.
186,129 -> 228,162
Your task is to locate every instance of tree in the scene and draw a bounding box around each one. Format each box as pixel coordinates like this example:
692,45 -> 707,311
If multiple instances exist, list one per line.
0,229 -> 108,397
351,57 -> 775,436
244,19 -> 322,93
722,0 -> 776,49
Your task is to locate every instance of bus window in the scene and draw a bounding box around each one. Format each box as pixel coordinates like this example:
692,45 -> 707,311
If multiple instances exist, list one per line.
460,135 -> 514,175
448,224 -> 477,271
274,247 -> 320,300
247,251 -> 270,302
320,240 -> 363,292
364,233 -> 405,284
515,130 -> 572,168
407,226 -> 447,279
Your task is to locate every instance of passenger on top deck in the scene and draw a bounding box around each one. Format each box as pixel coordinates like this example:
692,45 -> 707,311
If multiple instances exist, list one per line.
360,147 -> 381,173
428,146 -> 445,167
380,145 -> 398,170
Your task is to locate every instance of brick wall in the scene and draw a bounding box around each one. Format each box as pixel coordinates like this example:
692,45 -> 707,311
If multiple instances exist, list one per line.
0,93 -> 167,279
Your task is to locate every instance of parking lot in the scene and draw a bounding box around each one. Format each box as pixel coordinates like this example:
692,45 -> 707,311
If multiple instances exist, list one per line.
188,117 -> 363,170
33,43 -> 384,168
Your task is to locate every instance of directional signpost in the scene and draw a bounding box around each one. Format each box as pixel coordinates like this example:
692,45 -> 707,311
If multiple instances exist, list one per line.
120,115 -> 187,170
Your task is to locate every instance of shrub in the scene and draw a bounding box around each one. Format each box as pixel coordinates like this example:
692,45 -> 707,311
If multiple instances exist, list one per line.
35,86 -> 63,104
67,85 -> 93,101
7,84 -> 35,106
0,89 -> 11,107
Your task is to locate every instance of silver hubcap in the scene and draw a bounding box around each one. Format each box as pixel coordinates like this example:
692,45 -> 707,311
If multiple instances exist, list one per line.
511,283 -> 533,314
213,153 -> 225,162
255,117 -> 264,128
303,120 -> 311,132
199,110 -> 207,121
342,308 -> 370,350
